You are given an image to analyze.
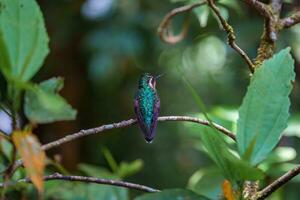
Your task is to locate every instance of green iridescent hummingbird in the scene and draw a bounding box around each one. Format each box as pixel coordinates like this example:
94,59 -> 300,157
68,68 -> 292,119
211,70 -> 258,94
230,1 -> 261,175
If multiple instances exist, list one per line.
134,73 -> 162,143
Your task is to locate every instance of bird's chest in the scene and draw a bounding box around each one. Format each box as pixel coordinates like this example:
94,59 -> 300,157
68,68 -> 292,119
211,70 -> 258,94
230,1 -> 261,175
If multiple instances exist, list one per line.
139,89 -> 156,125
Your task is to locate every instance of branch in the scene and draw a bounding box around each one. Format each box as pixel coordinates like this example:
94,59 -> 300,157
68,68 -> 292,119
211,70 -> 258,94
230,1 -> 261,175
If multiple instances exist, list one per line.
243,0 -> 270,18
243,0 -> 281,44
257,165 -> 300,199
157,2 -> 206,44
1,172 -> 160,193
207,0 -> 255,73
42,116 -> 235,151
281,11 -> 300,28
9,115 -> 236,176
159,116 -> 236,140
271,0 -> 282,14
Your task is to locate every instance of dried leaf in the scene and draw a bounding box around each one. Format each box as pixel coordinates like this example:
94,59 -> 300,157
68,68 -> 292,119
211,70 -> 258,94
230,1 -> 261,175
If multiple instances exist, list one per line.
12,131 -> 46,192
222,180 -> 234,200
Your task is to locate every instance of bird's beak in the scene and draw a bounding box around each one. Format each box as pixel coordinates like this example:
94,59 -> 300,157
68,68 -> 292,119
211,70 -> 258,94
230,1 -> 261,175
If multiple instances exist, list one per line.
155,73 -> 165,80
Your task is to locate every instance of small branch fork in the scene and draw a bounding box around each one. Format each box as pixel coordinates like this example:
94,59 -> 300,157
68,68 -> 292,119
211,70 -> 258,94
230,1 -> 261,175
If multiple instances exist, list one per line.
243,0 -> 271,18
243,0 -> 300,66
158,0 -> 300,72
207,0 -> 255,72
158,0 -> 255,72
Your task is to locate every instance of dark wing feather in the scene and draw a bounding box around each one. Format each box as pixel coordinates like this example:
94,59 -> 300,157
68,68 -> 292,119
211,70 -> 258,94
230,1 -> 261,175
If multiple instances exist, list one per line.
134,92 -> 151,136
149,94 -> 160,139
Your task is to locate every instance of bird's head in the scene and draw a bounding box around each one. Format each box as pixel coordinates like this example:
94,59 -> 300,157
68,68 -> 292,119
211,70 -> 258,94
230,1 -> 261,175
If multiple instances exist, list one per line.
139,73 -> 164,89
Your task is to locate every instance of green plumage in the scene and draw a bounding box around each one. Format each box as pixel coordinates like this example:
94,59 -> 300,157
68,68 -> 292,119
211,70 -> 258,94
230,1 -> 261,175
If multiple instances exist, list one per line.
138,86 -> 156,128
137,76 -> 156,128
134,73 -> 160,143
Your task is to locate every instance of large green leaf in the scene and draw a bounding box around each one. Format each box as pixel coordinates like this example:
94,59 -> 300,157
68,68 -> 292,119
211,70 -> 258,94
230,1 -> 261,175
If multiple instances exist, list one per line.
0,0 -> 49,81
181,73 -> 263,183
237,47 -> 295,165
134,189 -> 210,200
24,78 -> 77,123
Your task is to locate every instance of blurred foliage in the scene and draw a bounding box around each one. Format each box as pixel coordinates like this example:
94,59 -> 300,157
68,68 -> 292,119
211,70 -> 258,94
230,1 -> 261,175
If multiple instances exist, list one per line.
134,189 -> 210,200
0,0 -> 300,199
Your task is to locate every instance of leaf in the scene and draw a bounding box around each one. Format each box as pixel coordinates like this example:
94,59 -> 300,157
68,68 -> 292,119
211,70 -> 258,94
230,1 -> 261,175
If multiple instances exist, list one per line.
218,0 -> 242,15
170,0 -> 187,2
199,127 -> 237,182
134,189 -> 211,200
75,163 -> 129,200
86,183 -> 128,200
12,130 -> 46,192
0,135 -> 12,160
0,0 -> 49,81
78,163 -> 118,179
45,180 -> 129,200
39,77 -> 64,93
222,180 -> 235,200
180,72 -> 263,183
284,115 -> 300,138
259,147 -> 296,173
24,78 -> 77,123
200,127 -> 263,182
193,5 -> 210,27
265,147 -> 296,164
118,159 -> 143,178
188,167 -> 224,199
237,47 -> 295,165
102,147 -> 118,173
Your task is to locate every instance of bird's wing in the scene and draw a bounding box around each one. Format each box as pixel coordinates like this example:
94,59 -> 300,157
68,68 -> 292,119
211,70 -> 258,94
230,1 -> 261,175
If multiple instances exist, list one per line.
150,95 -> 160,136
134,93 -> 150,135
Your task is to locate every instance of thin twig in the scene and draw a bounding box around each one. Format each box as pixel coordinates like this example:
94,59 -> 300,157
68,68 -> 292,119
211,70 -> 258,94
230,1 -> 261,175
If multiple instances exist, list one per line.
207,0 -> 255,73
243,0 -> 270,18
9,115 -> 236,176
42,116 -> 235,151
157,2 -> 206,44
1,172 -> 160,193
257,165 -> 300,199
281,11 -> 300,28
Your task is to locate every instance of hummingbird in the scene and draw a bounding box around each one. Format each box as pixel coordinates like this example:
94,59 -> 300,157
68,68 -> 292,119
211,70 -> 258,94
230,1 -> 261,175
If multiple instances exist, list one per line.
134,73 -> 162,143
